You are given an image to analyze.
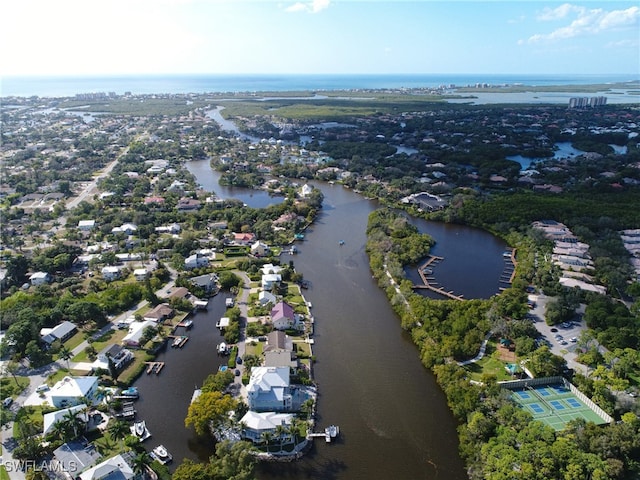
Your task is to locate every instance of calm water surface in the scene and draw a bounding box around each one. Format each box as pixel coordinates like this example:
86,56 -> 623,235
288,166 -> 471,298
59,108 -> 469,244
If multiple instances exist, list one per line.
139,162 -> 510,479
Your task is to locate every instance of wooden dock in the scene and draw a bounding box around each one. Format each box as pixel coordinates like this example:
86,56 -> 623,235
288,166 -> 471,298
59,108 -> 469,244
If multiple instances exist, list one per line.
145,362 -> 165,374
414,256 -> 464,301
170,335 -> 189,348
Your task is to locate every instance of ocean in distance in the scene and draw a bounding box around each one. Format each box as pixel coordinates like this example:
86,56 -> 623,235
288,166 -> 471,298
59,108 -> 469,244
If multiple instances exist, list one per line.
2,73 -> 638,98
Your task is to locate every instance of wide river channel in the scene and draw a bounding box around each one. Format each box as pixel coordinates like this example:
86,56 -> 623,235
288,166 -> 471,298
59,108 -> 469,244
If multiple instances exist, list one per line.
130,158 -> 511,479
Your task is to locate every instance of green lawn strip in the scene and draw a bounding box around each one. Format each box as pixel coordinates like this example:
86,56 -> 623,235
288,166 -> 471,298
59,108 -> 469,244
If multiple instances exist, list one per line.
72,329 -> 127,362
63,330 -> 88,351
0,465 -> 9,480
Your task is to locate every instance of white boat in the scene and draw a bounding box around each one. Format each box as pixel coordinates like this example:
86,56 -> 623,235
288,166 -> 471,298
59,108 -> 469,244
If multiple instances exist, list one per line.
135,420 -> 146,436
130,420 -> 151,441
325,425 -> 339,442
217,342 -> 228,355
151,445 -> 172,464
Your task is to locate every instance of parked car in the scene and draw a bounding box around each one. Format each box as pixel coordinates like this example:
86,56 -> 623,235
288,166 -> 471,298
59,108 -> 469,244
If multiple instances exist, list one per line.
3,397 -> 13,408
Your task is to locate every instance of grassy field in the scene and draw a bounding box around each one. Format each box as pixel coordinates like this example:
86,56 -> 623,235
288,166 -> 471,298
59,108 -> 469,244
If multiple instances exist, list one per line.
463,341 -> 517,382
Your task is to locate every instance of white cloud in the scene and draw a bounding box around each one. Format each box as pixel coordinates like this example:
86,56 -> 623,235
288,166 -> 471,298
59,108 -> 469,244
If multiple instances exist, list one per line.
606,39 -> 639,49
285,0 -> 330,13
525,5 -> 640,43
537,3 -> 581,21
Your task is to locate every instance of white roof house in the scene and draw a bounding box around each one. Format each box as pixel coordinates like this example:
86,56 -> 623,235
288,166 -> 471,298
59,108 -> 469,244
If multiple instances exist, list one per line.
111,223 -> 137,235
79,454 -> 136,480
77,220 -> 96,231
122,320 -> 156,347
101,266 -> 121,281
261,264 -> 283,275
29,271 -> 51,286
259,290 -> 277,306
50,376 -> 99,408
247,366 -> 292,412
261,273 -> 282,290
43,404 -> 88,436
240,411 -> 293,443
40,320 -> 77,344
300,183 -> 313,197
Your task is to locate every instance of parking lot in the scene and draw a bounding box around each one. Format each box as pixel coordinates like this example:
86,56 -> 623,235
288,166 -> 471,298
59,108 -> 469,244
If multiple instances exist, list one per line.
527,293 -> 588,375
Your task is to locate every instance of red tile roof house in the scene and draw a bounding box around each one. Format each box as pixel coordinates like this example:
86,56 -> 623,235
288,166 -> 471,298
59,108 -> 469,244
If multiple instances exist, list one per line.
233,232 -> 256,245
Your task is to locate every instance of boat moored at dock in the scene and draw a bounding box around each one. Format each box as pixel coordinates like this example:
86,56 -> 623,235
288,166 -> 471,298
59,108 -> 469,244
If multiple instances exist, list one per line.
150,445 -> 172,464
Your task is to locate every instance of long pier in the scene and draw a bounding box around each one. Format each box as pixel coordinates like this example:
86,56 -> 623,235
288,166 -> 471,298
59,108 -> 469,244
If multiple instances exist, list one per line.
414,256 -> 464,301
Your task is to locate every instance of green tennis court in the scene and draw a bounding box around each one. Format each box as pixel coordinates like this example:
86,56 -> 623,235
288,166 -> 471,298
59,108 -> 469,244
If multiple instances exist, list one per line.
504,381 -> 610,431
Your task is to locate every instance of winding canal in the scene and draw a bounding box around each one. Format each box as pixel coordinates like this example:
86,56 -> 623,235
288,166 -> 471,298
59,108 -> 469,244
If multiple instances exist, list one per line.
132,111 -> 510,477
182,159 -> 506,478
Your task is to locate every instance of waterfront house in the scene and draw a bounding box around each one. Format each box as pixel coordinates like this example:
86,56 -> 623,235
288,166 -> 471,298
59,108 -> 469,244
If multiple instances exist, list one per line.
247,366 -> 293,412
271,301 -> 295,331
79,453 -> 141,480
258,290 -> 277,306
251,241 -> 271,257
96,344 -> 133,371
50,376 -> 99,408
261,273 -> 281,291
143,303 -> 175,323
189,273 -> 219,294
240,411 -> 294,444
261,263 -> 283,275
43,404 -> 88,436
122,320 -> 156,348
300,183 -> 313,197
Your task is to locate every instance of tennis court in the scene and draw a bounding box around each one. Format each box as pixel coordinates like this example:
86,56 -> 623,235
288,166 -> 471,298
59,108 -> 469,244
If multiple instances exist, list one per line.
504,381 -> 611,431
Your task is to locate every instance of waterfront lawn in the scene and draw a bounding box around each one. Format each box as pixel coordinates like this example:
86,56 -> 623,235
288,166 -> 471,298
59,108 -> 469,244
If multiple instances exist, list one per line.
117,350 -> 154,385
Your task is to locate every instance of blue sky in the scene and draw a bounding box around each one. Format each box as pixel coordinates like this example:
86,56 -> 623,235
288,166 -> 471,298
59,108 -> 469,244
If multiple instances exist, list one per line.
2,0 -> 638,76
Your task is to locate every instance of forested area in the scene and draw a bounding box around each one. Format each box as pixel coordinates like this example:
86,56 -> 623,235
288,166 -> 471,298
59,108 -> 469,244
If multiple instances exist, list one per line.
366,208 -> 640,480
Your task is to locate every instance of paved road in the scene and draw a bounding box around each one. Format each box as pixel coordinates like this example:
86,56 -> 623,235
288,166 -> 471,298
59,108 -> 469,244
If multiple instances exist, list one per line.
1,267 -> 176,480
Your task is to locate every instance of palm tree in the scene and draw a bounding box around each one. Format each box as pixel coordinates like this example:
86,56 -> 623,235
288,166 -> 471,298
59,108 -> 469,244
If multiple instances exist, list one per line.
4,360 -> 21,387
108,419 -> 130,446
130,451 -> 152,478
274,424 -> 287,451
260,431 -> 273,452
61,408 -> 85,440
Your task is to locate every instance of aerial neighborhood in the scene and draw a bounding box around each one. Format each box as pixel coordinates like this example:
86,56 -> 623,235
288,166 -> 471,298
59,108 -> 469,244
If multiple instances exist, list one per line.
1,84 -> 639,480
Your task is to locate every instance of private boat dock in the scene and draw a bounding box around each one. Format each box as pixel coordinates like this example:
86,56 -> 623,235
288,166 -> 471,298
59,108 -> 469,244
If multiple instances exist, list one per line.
170,335 -> 189,348
499,248 -> 518,290
413,256 -> 464,301
308,425 -> 340,443
145,361 -> 165,374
